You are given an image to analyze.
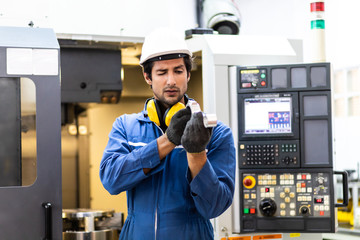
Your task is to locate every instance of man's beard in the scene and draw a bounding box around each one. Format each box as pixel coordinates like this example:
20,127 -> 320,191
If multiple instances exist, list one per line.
154,89 -> 184,108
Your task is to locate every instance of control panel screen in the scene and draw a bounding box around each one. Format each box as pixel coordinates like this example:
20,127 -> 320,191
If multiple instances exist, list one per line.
240,69 -> 267,88
244,97 -> 292,134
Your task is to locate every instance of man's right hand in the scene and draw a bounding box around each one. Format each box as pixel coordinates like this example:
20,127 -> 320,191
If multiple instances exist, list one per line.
165,107 -> 191,146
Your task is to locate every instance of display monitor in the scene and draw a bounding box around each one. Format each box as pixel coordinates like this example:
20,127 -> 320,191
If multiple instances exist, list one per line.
244,97 -> 292,135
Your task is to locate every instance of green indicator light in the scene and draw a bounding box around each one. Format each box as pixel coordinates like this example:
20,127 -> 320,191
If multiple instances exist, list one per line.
311,19 -> 325,29
261,73 -> 266,79
244,208 -> 250,214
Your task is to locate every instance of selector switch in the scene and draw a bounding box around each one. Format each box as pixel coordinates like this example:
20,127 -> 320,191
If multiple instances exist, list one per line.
259,198 -> 277,217
299,205 -> 311,216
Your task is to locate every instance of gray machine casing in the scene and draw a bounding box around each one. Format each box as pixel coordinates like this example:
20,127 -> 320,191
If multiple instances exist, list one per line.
0,26 -> 62,239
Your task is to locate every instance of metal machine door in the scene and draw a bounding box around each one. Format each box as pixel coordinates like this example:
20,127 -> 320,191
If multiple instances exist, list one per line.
0,27 -> 62,240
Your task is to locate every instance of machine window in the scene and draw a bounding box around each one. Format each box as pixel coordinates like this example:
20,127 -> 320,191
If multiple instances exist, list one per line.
0,77 -> 37,187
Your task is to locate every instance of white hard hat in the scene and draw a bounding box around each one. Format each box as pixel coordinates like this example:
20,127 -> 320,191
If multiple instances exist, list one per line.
139,27 -> 192,66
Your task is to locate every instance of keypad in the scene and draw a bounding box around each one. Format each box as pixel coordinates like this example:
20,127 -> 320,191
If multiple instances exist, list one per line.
281,144 -> 297,153
245,144 -> 279,165
240,141 -> 300,168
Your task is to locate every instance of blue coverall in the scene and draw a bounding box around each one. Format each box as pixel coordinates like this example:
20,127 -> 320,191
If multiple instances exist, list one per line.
100,106 -> 236,240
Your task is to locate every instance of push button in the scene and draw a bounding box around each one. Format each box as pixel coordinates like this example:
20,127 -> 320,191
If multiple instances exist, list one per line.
243,176 -> 256,189
242,83 -> 251,88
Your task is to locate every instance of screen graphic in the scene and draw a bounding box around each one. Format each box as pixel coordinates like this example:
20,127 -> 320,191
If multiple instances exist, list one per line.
244,97 -> 292,134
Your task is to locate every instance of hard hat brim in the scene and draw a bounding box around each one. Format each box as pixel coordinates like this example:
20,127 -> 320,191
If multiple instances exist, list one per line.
140,50 -> 192,66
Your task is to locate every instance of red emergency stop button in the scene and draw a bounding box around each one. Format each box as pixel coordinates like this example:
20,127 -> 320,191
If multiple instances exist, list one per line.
243,176 -> 256,189
244,178 -> 252,186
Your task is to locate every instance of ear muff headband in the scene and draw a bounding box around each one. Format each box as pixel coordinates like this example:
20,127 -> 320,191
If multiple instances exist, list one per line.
146,99 -> 161,126
164,102 -> 185,126
146,99 -> 186,127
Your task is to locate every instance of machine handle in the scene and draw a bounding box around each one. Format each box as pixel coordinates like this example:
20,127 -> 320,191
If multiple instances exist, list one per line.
334,171 -> 349,208
42,202 -> 52,240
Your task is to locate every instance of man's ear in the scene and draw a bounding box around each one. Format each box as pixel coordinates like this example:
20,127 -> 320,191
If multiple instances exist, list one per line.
144,72 -> 152,86
187,72 -> 191,82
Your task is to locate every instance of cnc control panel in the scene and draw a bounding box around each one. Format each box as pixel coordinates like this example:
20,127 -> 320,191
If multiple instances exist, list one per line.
240,170 -> 334,232
236,63 -> 348,233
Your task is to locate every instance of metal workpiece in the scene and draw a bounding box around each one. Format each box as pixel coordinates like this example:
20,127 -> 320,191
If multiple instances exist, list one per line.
62,209 -> 115,219
187,100 -> 217,128
63,209 -> 122,240
63,230 -> 116,240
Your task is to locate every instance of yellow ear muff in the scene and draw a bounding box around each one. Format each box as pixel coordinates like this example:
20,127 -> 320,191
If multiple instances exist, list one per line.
164,102 -> 185,126
146,99 -> 160,126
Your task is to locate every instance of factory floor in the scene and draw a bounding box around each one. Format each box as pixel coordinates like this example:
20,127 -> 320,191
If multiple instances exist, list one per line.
323,233 -> 360,240
323,227 -> 360,240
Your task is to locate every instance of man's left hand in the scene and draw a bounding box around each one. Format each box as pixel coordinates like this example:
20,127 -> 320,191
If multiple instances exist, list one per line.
181,112 -> 213,153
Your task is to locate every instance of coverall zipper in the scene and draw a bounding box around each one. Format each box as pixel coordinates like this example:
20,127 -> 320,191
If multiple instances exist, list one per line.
154,124 -> 164,240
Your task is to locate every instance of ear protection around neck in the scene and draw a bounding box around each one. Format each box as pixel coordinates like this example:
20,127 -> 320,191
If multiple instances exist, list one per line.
146,99 -> 185,127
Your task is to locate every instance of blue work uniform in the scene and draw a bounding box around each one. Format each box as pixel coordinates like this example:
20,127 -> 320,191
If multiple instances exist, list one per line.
100,106 -> 236,240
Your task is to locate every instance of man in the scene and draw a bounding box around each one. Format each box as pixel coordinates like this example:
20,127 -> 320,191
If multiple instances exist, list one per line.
100,28 -> 235,240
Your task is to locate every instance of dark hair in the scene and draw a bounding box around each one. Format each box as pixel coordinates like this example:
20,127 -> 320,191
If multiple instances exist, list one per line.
142,55 -> 193,80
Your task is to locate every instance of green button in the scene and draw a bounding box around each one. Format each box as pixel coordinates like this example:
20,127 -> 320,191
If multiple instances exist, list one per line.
244,208 -> 250,214
261,73 -> 266,79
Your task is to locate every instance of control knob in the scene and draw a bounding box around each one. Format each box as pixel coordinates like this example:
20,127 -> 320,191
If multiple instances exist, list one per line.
251,79 -> 259,87
299,205 -> 311,216
259,198 -> 277,217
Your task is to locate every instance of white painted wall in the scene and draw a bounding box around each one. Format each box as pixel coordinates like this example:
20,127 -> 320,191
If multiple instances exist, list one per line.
0,0 -> 197,37
237,0 -> 360,70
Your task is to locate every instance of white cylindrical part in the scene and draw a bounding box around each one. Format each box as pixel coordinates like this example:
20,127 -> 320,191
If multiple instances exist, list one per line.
203,113 -> 217,128
187,100 -> 202,113
187,100 -> 217,127
307,0 -> 326,63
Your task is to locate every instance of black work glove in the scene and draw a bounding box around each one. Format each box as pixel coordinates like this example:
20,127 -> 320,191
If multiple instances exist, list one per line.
181,111 -> 213,153
166,107 -> 191,145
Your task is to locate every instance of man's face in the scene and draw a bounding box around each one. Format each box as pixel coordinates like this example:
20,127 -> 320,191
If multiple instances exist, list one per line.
144,58 -> 190,108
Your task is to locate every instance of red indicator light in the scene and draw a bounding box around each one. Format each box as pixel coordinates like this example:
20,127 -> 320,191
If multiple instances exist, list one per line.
314,197 -> 324,203
310,2 -> 324,12
260,81 -> 266,86
265,187 -> 270,193
302,175 -> 306,180
301,183 -> 306,188
250,208 -> 256,214
320,211 -> 324,216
